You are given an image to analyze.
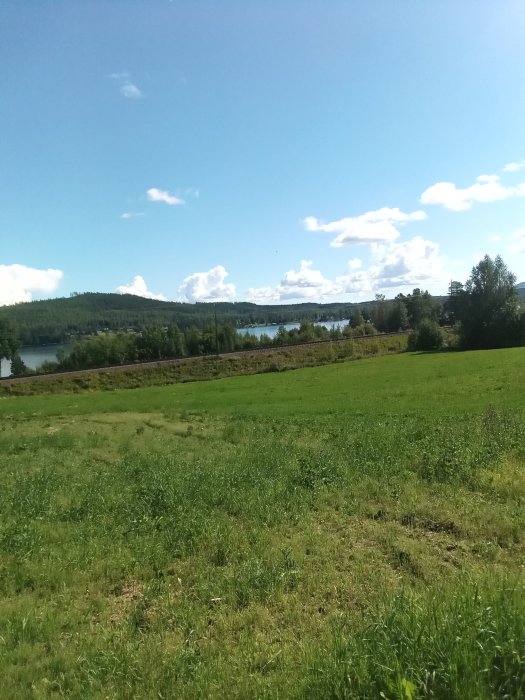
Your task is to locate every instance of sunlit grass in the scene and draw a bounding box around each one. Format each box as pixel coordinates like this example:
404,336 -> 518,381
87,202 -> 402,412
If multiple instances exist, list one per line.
0,347 -> 524,697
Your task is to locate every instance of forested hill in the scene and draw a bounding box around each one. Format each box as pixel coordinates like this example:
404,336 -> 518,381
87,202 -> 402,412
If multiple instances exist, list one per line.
3,283 -> 523,345
0,293 -> 358,345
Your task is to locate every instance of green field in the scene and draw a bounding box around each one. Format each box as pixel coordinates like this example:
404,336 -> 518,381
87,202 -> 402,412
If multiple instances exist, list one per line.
1,349 -> 524,698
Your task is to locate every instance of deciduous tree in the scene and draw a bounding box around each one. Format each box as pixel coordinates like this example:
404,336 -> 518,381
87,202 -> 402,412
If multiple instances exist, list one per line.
457,255 -> 522,349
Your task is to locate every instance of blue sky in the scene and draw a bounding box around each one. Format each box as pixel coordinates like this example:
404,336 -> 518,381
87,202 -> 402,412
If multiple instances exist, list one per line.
1,1 -> 524,306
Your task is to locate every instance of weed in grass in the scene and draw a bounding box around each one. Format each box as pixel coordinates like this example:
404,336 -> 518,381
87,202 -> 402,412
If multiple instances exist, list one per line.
301,578 -> 525,699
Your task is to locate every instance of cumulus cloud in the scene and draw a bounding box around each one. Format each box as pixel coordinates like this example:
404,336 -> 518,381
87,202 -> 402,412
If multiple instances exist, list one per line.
147,188 -> 185,206
280,260 -> 335,295
121,212 -> 144,219
304,207 -> 426,247
508,228 -> 525,254
420,174 -> 525,211
488,234 -> 502,243
120,82 -> 143,99
0,264 -> 63,306
116,275 -> 167,301
247,238 -> 447,304
179,265 -> 236,302
247,260 -> 341,303
503,161 -> 525,173
332,237 -> 446,296
369,236 -> 446,288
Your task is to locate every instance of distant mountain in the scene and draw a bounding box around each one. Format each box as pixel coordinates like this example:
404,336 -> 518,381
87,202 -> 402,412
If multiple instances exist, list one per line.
517,283 -> 525,299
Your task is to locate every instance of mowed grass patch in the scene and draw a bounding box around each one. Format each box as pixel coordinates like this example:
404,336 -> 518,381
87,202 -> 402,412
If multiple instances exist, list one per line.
0,348 -> 524,697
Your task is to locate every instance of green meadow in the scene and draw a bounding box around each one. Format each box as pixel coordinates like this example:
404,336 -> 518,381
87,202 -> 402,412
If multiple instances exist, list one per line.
1,348 -> 524,698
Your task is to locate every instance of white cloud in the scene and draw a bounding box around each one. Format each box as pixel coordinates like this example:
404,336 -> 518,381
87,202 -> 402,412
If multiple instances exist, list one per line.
508,228 -> 525,254
247,238 -> 447,304
305,207 -> 426,247
503,161 -> 525,173
116,275 -> 167,301
179,265 -> 236,302
245,286 -> 281,304
367,236 -> 446,289
420,174 -> 525,211
247,260 -> 340,303
0,264 -> 63,306
335,237 -> 447,295
121,212 -> 144,219
147,188 -> 185,206
121,82 -> 143,99
488,234 -> 502,243
281,259 -> 333,292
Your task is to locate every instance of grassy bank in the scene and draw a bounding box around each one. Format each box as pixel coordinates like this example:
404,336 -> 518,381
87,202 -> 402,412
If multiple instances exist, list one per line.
0,348 -> 524,697
0,333 -> 408,396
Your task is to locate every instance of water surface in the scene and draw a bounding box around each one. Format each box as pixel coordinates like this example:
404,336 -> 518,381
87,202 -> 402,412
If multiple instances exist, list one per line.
0,344 -> 71,377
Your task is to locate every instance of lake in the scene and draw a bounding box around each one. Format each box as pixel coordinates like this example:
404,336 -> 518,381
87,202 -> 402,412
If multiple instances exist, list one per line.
236,319 -> 350,338
0,344 -> 71,378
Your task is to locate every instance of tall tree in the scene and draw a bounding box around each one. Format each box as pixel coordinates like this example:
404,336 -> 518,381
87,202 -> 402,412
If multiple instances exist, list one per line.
404,289 -> 441,328
444,280 -> 466,325
458,255 -> 521,349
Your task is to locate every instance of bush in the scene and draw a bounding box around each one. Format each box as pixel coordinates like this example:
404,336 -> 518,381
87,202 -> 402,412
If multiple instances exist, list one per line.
353,323 -> 378,337
408,320 -> 443,351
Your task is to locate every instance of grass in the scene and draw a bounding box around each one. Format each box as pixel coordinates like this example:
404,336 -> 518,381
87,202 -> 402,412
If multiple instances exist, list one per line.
1,345 -> 524,418
0,347 -> 524,698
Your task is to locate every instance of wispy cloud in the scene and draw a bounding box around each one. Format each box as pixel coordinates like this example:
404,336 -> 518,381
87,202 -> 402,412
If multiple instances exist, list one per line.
110,72 -> 143,99
121,212 -> 144,220
147,188 -> 185,206
109,72 -> 129,80
420,174 -> 525,211
183,188 -> 199,199
116,275 -> 166,300
179,265 -> 236,302
503,161 -> 525,173
0,264 -> 63,306
508,228 -> 525,254
304,207 -> 426,247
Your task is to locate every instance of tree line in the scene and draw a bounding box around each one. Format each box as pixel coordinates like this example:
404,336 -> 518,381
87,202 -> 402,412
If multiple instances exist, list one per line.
34,318 -> 379,373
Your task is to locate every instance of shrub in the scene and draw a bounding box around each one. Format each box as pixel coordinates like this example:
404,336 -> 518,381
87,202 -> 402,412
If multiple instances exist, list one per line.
408,320 -> 443,351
